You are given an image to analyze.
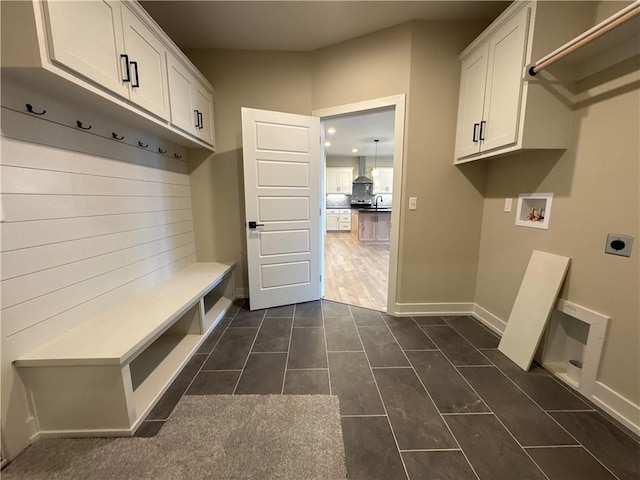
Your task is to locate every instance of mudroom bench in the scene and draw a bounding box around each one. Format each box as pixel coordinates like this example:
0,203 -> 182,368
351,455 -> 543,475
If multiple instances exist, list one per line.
14,262 -> 236,437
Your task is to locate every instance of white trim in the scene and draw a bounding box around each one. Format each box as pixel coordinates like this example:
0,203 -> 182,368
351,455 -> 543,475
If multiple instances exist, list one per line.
592,381 -> 640,437
391,302 -> 474,317
471,304 -> 507,335
235,287 -> 248,299
313,94 -> 406,316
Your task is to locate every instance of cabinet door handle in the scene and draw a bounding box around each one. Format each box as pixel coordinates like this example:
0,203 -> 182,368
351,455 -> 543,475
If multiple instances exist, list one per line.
120,54 -> 130,82
197,111 -> 203,129
472,123 -> 480,143
130,61 -> 140,87
194,110 -> 200,128
479,121 -> 486,141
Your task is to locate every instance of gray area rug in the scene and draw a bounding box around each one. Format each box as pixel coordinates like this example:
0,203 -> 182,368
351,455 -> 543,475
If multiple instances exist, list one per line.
3,395 -> 347,480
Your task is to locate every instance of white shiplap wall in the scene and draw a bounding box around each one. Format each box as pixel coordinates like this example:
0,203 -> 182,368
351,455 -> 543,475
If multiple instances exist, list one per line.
1,102 -> 197,459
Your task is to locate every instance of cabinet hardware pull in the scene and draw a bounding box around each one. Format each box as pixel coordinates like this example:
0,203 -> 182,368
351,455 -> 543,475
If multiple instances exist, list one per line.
131,61 -> 140,87
197,111 -> 203,129
479,121 -> 486,141
138,141 -> 148,148
248,221 -> 265,229
112,132 -> 124,140
472,123 -> 479,142
120,54 -> 131,82
174,153 -> 183,159
194,110 -> 200,128
158,148 -> 167,154
76,120 -> 92,130
25,104 -> 46,115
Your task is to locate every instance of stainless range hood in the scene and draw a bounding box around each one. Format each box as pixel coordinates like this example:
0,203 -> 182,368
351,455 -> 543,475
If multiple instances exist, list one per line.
353,156 -> 373,184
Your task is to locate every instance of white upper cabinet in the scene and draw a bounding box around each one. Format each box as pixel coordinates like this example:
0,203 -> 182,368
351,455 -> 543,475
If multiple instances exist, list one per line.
44,0 -> 128,98
121,5 -> 170,119
326,168 -> 353,194
373,168 -> 393,193
167,53 -> 215,146
4,0 -> 216,150
454,1 -> 586,163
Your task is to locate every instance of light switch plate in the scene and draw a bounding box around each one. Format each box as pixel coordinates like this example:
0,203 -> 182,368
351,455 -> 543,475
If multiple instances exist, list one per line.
605,234 -> 633,257
504,198 -> 513,213
409,197 -> 417,210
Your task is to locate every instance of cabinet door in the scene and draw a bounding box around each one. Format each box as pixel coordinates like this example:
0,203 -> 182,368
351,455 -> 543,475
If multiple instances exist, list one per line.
455,43 -> 489,160
481,7 -> 530,153
194,82 -> 215,146
374,168 -> 393,193
121,6 -> 170,119
325,169 -> 339,193
167,54 -> 196,134
359,214 -> 376,242
44,0 -> 128,97
375,214 -> 392,242
326,213 -> 339,231
337,169 -> 353,194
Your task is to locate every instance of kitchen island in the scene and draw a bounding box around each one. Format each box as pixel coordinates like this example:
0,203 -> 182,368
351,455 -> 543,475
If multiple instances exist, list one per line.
351,209 -> 391,245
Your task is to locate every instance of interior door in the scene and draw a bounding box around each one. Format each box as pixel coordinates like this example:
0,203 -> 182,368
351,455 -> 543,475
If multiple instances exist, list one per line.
241,107 -> 321,310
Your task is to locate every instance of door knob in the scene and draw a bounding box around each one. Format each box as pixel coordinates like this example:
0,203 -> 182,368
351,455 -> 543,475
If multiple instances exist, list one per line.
248,221 -> 265,229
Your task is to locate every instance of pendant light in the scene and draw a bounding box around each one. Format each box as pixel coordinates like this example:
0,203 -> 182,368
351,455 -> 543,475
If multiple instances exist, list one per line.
372,139 -> 380,177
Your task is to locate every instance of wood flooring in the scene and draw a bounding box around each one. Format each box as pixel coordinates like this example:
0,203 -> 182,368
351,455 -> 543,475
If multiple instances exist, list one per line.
324,232 -> 389,312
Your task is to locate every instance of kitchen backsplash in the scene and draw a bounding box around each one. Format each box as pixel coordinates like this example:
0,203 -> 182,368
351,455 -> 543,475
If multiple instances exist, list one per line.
326,193 -> 392,208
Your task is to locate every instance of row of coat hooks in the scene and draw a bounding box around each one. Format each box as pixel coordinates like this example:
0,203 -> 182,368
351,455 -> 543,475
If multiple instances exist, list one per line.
25,103 -> 183,159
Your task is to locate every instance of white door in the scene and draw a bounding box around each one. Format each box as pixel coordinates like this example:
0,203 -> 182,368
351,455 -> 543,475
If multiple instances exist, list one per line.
241,108 -> 321,310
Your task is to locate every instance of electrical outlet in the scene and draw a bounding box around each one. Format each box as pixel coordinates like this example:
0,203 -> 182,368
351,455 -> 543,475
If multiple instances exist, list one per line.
504,198 -> 513,213
409,197 -> 418,210
605,234 -> 633,257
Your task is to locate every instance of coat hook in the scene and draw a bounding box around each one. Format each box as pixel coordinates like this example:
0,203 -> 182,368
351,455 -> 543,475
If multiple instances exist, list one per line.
138,141 -> 149,148
26,104 -> 47,115
112,132 -> 124,140
158,147 -> 167,154
174,153 -> 183,159
76,120 -> 92,130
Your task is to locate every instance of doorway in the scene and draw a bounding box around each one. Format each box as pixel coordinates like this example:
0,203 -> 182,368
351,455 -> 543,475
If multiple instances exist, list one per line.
313,95 -> 406,314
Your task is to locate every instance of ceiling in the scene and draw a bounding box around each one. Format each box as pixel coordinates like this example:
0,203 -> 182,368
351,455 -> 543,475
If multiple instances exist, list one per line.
323,109 -> 395,157
140,1 -> 510,51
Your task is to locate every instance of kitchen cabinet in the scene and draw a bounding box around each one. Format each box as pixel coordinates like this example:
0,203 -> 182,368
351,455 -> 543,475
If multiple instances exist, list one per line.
167,53 -> 215,146
454,1 -> 585,163
326,209 -> 351,232
2,0 -> 216,150
373,168 -> 393,193
326,168 -> 353,194
351,210 -> 391,245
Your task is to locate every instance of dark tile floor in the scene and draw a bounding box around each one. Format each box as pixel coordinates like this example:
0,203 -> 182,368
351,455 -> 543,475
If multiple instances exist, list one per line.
138,299 -> 640,480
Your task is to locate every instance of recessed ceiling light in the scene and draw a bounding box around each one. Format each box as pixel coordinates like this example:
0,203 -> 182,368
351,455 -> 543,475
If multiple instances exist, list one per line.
327,127 -> 336,135
324,141 -> 331,147
352,148 -> 358,153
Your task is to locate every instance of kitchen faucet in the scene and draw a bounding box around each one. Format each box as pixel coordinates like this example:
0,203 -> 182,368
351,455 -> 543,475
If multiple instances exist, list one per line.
375,195 -> 383,209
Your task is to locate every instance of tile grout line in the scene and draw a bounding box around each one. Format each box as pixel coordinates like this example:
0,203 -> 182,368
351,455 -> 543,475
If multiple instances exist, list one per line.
486,361 -> 623,480
400,448 -> 462,452
421,320 -> 554,480
321,302 -> 333,396
391,315 -> 482,480
351,307 -> 411,480
280,305 -> 296,395
231,308 -> 266,395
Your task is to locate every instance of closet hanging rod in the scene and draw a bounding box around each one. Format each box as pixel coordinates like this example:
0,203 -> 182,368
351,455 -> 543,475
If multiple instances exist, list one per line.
529,1 -> 640,76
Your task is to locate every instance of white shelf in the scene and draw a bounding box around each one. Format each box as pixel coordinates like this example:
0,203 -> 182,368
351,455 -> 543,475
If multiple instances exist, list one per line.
131,333 -> 201,417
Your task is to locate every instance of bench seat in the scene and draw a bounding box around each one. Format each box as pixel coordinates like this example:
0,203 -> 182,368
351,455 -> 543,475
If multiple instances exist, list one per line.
14,261 -> 236,437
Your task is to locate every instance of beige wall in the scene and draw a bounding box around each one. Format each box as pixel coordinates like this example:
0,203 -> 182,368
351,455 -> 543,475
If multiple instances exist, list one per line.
398,21 -> 488,303
185,50 -> 312,291
474,65 -> 640,402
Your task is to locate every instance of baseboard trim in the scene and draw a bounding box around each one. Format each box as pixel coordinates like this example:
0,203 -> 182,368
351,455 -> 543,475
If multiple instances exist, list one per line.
391,302 -> 474,317
592,381 -> 640,437
471,304 -> 507,335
